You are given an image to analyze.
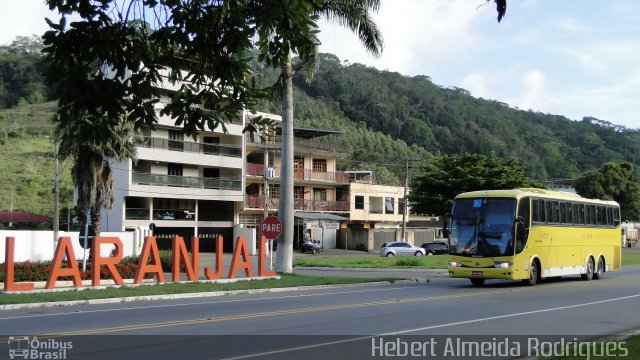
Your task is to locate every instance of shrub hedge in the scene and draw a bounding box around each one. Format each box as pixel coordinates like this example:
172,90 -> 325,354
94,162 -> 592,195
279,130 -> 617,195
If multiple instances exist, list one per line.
0,255 -> 154,282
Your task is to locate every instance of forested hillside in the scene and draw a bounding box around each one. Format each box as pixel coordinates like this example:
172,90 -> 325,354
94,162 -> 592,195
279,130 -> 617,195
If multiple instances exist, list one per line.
0,102 -> 74,218
292,53 -> 640,180
2,41 -> 640,215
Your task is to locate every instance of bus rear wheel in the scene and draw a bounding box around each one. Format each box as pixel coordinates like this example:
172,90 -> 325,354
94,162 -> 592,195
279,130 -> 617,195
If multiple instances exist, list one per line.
581,257 -> 595,281
524,260 -> 539,286
470,278 -> 485,287
593,257 -> 604,280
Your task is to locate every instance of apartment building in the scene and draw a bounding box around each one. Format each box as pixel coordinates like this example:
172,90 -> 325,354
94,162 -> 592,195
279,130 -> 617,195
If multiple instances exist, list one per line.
102,71 -> 282,251
100,73 -> 434,252
242,127 -> 350,249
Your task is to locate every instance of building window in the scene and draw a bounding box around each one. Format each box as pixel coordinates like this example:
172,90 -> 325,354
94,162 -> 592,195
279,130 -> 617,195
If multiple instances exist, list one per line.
313,188 -> 327,201
312,159 -> 327,172
355,196 -> 365,209
385,197 -> 394,214
168,130 -> 184,151
270,184 -> 280,199
369,196 -> 383,214
203,167 -> 220,178
294,186 -> 304,200
398,198 -> 405,215
168,163 -> 183,176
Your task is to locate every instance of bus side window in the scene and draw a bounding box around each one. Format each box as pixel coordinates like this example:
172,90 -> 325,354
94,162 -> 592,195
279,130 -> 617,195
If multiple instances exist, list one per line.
532,199 -> 543,224
613,207 -> 621,227
516,197 -> 531,253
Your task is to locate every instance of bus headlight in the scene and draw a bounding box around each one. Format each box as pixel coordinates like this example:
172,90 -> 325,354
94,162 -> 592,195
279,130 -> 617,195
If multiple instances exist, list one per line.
448,261 -> 463,267
494,261 -> 512,269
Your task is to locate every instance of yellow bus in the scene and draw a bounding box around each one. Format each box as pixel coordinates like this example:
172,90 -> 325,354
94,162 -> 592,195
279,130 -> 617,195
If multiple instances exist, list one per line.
447,188 -> 622,286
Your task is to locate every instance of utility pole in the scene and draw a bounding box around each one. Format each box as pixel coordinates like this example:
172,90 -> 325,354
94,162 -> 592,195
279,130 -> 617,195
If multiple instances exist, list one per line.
53,138 -> 60,248
8,189 -> 14,228
401,159 -> 409,242
263,149 -> 270,257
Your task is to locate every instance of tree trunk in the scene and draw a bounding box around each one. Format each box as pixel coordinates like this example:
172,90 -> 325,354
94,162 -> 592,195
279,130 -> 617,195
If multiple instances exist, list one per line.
90,206 -> 101,237
275,62 -> 294,273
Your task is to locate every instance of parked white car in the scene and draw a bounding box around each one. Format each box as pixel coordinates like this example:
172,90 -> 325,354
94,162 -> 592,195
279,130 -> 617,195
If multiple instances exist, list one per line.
380,242 -> 426,257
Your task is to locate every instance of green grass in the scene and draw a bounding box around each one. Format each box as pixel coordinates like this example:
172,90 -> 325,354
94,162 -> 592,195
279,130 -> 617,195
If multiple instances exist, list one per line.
294,251 -> 640,269
293,254 -> 448,269
0,274 -> 395,305
622,252 -> 640,266
541,333 -> 640,359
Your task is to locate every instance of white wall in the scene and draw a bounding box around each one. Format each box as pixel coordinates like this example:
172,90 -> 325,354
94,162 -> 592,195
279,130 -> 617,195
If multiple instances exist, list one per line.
1,230 -> 141,262
234,226 -> 256,255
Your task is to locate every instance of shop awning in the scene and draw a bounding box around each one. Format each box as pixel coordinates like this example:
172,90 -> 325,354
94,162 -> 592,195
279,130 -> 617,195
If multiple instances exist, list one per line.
294,212 -> 349,221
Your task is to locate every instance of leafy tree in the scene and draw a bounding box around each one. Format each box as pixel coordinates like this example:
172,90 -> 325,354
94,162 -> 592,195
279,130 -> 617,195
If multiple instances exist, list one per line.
574,162 -> 640,221
0,43 -> 50,108
43,0 -> 382,273
409,152 -> 540,216
0,35 -> 44,56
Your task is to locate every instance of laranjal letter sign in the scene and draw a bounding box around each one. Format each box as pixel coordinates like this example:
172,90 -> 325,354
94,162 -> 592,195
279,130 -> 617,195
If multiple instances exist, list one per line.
2,235 -> 277,292
261,216 -> 282,240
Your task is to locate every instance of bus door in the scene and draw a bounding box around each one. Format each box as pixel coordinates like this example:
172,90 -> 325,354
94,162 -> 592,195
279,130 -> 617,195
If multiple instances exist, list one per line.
531,198 -> 556,271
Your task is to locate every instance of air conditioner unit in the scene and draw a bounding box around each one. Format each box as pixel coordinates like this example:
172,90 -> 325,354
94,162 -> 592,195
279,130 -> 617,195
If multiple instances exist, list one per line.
264,167 -> 276,180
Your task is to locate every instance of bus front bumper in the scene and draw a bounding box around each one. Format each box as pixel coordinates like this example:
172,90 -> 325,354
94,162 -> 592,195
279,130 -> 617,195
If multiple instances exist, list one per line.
448,267 -> 516,280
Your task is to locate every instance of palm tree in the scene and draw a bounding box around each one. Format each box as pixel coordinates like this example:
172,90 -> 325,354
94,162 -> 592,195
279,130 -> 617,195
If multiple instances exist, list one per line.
57,115 -> 140,238
273,0 -> 384,273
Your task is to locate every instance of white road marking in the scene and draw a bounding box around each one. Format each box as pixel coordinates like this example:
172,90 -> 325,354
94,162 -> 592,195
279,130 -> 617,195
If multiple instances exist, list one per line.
0,285 -> 422,321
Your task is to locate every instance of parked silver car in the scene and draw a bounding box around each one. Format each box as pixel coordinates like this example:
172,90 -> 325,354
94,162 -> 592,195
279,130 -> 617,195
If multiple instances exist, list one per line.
380,242 -> 426,257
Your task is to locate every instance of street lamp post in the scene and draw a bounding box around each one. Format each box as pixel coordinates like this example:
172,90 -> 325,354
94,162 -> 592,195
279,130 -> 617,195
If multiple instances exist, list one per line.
401,159 -> 408,242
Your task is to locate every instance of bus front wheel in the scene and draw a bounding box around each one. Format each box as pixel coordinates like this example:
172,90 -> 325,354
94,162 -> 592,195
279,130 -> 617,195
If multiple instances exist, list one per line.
524,260 -> 539,286
470,278 -> 485,287
581,257 -> 595,281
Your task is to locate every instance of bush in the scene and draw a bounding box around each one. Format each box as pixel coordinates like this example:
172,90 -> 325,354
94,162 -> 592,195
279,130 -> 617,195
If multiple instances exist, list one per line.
158,250 -> 172,272
0,255 -> 149,282
158,249 -> 190,272
394,258 -> 421,267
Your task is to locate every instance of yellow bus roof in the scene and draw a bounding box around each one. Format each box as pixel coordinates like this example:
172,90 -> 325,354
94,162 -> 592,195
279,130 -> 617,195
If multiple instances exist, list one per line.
454,188 -> 619,206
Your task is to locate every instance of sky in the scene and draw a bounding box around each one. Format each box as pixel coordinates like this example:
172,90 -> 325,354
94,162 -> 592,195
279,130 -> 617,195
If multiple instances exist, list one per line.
1,0 -> 638,129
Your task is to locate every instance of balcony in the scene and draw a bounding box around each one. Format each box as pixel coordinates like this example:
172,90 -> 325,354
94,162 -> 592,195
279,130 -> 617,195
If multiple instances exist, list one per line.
138,136 -> 242,158
132,172 -> 242,191
246,163 -> 350,183
245,195 -> 349,212
246,136 -> 346,156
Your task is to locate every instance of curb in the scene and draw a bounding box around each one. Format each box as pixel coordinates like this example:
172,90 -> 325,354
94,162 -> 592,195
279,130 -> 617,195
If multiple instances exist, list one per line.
0,278 -> 430,311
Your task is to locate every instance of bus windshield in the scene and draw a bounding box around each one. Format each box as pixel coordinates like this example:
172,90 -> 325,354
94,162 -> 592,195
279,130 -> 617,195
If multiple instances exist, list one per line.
449,198 -> 516,257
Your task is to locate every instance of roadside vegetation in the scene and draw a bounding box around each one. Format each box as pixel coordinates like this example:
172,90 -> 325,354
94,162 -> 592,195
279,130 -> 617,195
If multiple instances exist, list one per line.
294,255 -> 448,269
294,251 -> 640,269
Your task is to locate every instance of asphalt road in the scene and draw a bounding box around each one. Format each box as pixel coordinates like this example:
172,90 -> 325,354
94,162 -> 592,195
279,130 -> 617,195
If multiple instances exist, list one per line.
1,264 -> 640,359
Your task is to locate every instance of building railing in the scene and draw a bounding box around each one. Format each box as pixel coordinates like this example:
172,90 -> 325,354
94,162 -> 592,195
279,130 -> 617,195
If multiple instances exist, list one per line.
246,136 -> 345,155
138,136 -> 242,158
132,172 -> 242,191
246,163 -> 350,183
245,195 -> 349,212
